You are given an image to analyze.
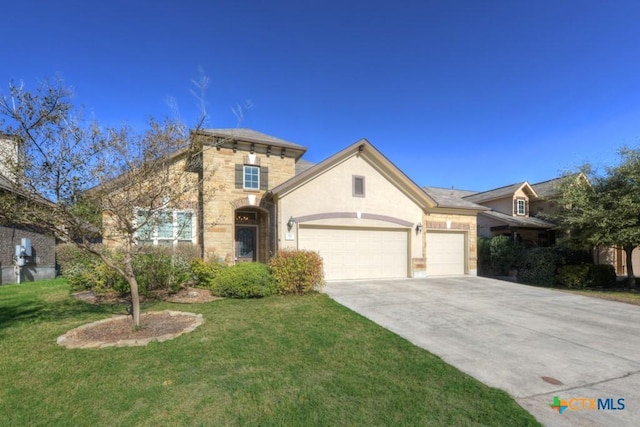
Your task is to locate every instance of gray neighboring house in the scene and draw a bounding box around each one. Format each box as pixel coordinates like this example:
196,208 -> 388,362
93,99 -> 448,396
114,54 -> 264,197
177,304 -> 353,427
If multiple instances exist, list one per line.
425,177 -> 565,248
0,137 -> 56,284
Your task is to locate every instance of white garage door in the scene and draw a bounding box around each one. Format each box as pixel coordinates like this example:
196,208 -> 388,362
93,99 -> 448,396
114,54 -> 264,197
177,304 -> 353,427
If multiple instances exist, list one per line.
298,226 -> 408,280
426,232 -> 465,276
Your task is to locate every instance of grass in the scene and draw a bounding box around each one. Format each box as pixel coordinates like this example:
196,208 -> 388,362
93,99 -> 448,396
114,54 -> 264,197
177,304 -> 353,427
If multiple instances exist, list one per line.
560,288 -> 640,306
0,279 -> 539,426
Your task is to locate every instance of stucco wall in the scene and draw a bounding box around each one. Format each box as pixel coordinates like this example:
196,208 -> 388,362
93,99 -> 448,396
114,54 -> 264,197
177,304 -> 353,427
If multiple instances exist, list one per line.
278,154 -> 424,274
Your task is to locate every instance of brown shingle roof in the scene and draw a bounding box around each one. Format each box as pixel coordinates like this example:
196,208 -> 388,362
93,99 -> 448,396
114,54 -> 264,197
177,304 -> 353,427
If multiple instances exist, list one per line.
480,210 -> 556,229
199,128 -> 306,151
422,186 -> 487,210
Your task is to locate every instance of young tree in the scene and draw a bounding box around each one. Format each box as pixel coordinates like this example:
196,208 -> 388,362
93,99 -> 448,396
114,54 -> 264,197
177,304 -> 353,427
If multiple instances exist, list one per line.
552,150 -> 640,287
0,78 -> 210,326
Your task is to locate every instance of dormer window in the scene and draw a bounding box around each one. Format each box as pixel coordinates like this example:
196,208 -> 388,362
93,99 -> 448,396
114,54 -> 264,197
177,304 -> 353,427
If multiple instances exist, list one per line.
515,199 -> 527,216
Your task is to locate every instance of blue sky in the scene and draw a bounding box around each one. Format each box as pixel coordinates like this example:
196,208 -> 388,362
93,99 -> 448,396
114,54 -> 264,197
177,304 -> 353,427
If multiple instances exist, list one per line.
2,0 -> 640,190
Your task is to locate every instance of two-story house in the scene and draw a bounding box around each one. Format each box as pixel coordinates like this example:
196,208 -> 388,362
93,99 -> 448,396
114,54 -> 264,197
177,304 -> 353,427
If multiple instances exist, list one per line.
460,179 -> 560,247
103,128 -> 487,280
433,175 -> 632,276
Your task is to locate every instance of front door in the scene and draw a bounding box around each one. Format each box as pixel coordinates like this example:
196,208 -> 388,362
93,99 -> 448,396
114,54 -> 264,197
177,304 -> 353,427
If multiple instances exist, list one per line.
236,227 -> 257,262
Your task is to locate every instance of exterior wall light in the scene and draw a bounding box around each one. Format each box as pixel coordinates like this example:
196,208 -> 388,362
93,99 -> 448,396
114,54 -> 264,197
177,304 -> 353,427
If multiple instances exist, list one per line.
287,216 -> 295,231
416,222 -> 423,234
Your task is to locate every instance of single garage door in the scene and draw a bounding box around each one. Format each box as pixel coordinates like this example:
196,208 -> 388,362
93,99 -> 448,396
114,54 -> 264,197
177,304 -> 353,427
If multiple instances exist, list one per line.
426,232 -> 465,276
298,226 -> 409,280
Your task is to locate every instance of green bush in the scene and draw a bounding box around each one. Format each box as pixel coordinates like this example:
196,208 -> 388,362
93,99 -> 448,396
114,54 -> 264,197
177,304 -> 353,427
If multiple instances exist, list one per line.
55,244 -> 120,293
557,264 -> 616,289
56,243 -> 95,273
191,258 -> 226,288
211,262 -> 276,298
132,246 -> 188,294
477,237 -> 492,276
269,250 -> 324,294
489,236 -> 523,275
516,247 -> 564,286
56,243 -> 200,297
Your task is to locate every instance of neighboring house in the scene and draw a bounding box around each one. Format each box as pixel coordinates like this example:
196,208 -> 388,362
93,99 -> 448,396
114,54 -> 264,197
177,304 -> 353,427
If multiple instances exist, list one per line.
103,128 -> 486,280
459,178 -> 562,247
0,136 -> 56,284
440,174 -> 632,275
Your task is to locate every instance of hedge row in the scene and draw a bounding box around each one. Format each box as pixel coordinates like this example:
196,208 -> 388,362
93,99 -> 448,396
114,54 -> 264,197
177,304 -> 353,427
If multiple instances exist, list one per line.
56,244 -> 324,299
478,237 -> 616,288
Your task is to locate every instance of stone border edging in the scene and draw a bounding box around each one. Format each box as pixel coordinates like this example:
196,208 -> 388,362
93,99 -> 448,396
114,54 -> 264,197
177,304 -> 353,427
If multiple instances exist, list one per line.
56,310 -> 204,349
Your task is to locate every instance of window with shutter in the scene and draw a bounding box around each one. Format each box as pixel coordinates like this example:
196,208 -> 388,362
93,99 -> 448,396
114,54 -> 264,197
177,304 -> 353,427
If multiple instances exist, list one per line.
235,164 -> 243,189
243,165 -> 260,189
260,167 -> 268,191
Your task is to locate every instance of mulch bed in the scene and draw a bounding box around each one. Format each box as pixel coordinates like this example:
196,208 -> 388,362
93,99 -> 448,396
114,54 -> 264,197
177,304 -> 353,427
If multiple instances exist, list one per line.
57,311 -> 204,348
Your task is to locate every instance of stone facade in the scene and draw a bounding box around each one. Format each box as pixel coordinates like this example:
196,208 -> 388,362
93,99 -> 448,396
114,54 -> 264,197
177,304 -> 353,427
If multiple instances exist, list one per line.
424,212 -> 478,275
200,144 -> 297,263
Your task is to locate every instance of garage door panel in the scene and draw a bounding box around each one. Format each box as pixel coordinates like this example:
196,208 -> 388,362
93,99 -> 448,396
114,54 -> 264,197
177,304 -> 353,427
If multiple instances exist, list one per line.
298,227 -> 408,280
426,232 -> 465,276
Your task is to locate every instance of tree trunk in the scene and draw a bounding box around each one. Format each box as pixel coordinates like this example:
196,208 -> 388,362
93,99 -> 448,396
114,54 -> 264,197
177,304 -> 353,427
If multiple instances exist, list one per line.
624,245 -> 636,288
124,257 -> 141,327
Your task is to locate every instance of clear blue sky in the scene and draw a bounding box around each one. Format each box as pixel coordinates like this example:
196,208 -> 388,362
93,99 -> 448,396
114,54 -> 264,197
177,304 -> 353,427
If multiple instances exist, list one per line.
2,0 -> 640,191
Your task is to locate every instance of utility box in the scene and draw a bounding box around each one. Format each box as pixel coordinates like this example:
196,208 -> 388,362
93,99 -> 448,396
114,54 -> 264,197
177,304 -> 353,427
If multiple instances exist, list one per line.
21,238 -> 32,257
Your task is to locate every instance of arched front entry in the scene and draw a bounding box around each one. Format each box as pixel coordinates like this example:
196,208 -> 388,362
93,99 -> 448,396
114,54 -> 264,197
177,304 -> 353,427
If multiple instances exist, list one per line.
234,208 -> 269,263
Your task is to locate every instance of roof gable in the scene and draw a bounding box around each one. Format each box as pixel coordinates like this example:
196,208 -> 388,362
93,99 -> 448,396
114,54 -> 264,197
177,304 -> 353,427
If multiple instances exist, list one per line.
271,139 -> 437,208
530,173 -> 586,199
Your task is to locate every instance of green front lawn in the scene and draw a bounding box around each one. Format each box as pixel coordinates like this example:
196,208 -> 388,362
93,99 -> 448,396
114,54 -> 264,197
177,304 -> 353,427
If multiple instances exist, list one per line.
561,288 -> 640,306
0,279 -> 539,426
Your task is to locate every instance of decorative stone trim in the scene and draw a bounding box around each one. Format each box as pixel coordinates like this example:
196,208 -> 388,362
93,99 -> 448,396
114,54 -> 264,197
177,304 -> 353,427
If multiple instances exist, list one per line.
425,221 -> 470,230
56,310 -> 204,349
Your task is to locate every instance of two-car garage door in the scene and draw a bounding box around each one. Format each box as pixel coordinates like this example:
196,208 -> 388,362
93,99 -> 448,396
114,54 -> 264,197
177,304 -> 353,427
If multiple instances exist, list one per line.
298,226 -> 408,280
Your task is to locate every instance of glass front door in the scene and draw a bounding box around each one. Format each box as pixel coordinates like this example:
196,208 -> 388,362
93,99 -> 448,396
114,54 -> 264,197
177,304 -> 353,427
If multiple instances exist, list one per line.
236,227 -> 257,262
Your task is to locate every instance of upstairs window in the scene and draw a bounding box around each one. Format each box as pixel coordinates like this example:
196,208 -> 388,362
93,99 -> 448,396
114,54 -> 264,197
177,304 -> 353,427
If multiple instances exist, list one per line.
244,165 -> 260,190
353,175 -> 365,197
515,199 -> 527,216
235,164 -> 268,191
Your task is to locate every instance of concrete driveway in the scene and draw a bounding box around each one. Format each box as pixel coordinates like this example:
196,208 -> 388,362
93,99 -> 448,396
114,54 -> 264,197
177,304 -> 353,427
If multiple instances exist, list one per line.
324,276 -> 640,427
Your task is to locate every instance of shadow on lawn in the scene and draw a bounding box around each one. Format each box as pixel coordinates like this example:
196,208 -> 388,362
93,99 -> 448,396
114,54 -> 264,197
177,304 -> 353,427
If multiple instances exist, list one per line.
0,293 -> 127,333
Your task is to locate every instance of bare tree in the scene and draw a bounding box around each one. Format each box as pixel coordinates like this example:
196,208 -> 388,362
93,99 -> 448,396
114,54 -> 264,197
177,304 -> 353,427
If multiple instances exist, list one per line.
0,78 -> 212,326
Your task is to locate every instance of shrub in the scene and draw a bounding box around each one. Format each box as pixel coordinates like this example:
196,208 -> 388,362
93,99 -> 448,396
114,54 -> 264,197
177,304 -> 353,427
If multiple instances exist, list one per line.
269,250 -> 324,294
489,236 -> 523,275
57,243 -> 200,297
211,262 -> 276,298
477,237 -> 492,276
132,245 -> 201,295
557,264 -> 616,289
516,247 -> 564,286
56,244 -> 106,292
56,243 -> 94,273
191,258 -> 226,288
